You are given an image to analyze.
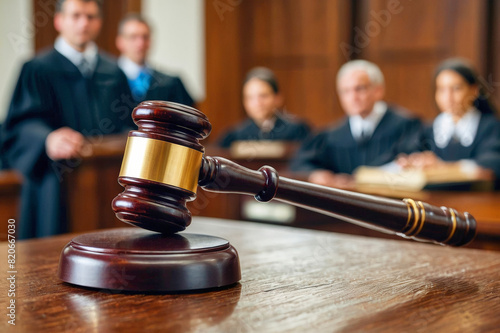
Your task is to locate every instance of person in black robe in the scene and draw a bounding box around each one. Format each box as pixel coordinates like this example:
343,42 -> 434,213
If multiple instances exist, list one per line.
0,124 -> 7,170
0,0 -> 134,239
397,58 -> 500,187
218,67 -> 310,148
116,14 -> 194,106
290,60 -> 422,187
218,113 -> 311,148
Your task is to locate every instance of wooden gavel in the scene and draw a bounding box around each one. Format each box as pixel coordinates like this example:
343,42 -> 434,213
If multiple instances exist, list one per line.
112,101 -> 476,246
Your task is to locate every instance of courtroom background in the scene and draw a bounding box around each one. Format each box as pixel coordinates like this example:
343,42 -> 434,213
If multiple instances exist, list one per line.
1,0 -> 499,141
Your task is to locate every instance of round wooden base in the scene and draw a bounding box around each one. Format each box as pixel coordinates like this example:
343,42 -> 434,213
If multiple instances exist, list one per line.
58,228 -> 241,292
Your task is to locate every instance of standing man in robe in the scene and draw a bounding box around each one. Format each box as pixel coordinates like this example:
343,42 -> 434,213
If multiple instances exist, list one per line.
1,0 -> 134,238
116,14 -> 195,106
290,60 -> 422,187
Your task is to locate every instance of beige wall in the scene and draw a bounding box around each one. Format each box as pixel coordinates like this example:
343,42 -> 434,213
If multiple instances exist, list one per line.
0,0 -> 34,122
143,0 -> 205,102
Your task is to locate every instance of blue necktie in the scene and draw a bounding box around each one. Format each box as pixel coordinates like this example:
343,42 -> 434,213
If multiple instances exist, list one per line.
129,70 -> 152,102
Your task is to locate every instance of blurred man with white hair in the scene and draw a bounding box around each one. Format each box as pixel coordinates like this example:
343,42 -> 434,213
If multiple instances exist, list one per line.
290,60 -> 422,187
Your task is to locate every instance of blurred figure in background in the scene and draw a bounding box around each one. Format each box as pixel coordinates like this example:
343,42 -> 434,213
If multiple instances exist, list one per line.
116,13 -> 194,106
290,60 -> 422,188
397,58 -> 500,186
218,67 -> 310,148
0,124 -> 6,170
0,0 -> 134,238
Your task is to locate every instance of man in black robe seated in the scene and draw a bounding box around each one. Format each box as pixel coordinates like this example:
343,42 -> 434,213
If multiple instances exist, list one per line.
218,67 -> 310,148
116,14 -> 195,106
290,60 -> 422,187
0,0 -> 134,239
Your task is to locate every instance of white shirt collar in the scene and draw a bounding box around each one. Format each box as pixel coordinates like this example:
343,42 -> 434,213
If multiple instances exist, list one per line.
54,36 -> 98,72
118,55 -> 149,80
433,108 -> 481,148
349,101 -> 387,141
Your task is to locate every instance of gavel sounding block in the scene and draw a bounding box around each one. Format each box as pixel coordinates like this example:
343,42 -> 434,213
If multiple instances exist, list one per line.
58,228 -> 240,292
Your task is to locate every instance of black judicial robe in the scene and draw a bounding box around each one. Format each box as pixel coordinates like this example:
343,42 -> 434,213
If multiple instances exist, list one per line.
290,107 -> 422,174
144,70 -> 194,106
1,48 -> 134,239
422,113 -> 500,180
218,113 -> 311,148
0,123 -> 7,170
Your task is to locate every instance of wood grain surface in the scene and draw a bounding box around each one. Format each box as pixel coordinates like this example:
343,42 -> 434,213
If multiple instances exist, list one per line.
1,217 -> 499,332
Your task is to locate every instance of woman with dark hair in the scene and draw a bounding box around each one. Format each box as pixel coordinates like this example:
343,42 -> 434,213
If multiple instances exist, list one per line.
398,58 -> 500,183
218,67 -> 310,148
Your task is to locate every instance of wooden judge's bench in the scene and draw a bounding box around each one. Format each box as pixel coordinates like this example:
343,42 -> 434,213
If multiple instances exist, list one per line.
0,135 -> 499,250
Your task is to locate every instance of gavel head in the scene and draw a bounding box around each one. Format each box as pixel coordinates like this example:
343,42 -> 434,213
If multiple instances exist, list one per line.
112,101 -> 211,234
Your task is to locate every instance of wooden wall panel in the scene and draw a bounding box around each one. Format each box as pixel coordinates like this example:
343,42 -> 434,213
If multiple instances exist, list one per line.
490,0 -> 500,111
242,0 -> 353,127
201,0 -> 247,141
203,0 -> 352,140
204,0 -> 496,132
356,0 -> 489,120
33,0 -> 59,52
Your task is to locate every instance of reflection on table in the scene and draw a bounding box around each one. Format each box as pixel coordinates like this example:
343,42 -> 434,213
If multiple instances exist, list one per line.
1,217 -> 499,332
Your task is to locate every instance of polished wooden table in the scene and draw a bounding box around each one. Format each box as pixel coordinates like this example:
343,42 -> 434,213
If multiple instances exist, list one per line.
1,217 -> 500,332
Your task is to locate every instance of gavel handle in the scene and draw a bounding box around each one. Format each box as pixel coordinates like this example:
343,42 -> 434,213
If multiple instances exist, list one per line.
198,156 -> 476,246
